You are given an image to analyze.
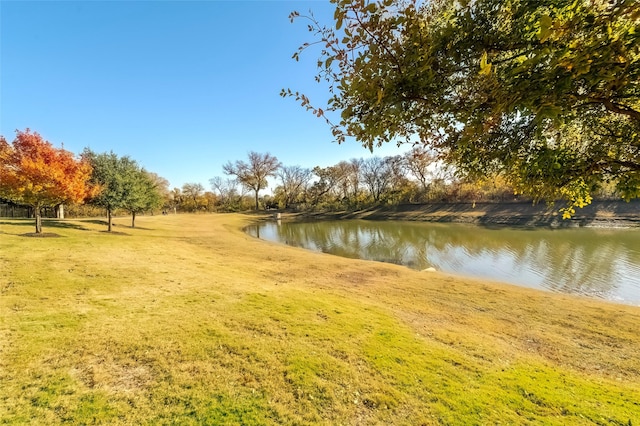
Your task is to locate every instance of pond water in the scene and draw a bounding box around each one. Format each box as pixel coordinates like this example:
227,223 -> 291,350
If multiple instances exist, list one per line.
246,220 -> 640,306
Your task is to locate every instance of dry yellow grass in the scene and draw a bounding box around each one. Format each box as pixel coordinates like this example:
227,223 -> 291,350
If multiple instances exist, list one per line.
1,213 -> 639,424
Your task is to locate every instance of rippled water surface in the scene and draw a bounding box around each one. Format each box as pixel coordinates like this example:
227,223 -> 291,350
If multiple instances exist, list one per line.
246,220 -> 640,306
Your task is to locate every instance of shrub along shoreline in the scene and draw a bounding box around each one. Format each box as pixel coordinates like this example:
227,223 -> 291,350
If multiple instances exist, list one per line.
0,213 -> 638,424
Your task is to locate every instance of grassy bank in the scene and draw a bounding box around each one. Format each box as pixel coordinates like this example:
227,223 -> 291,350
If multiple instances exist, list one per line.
1,214 -> 639,424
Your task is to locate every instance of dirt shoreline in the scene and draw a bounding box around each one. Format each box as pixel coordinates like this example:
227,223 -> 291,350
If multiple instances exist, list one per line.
277,199 -> 640,228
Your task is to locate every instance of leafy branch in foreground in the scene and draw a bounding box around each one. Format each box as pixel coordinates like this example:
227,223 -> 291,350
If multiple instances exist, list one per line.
284,0 -> 640,216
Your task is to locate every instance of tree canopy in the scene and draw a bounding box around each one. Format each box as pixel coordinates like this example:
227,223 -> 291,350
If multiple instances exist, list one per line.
223,152 -> 281,210
121,170 -> 164,228
277,165 -> 313,208
285,0 -> 640,216
0,129 -> 94,233
84,150 -> 162,231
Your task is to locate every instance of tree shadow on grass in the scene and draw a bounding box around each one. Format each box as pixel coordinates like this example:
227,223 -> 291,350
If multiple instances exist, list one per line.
0,219 -> 33,227
81,219 -> 154,231
81,220 -> 135,233
99,231 -> 131,236
45,220 -> 92,231
83,219 -> 109,227
20,232 -> 63,238
0,219 -> 91,232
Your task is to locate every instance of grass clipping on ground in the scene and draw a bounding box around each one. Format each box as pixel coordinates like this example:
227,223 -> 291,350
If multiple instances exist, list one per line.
0,214 -> 639,425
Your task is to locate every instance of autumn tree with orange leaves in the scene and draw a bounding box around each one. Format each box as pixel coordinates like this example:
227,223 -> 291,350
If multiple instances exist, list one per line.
0,129 -> 94,234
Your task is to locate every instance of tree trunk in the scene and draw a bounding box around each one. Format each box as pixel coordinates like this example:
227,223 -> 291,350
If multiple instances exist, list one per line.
35,206 -> 42,234
131,211 -> 136,228
254,191 -> 259,211
108,208 -> 113,232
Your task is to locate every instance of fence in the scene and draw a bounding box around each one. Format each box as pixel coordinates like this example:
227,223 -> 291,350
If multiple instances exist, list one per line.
0,203 -> 30,218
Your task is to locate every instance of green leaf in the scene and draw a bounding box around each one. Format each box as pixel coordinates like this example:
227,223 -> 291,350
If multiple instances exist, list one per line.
538,15 -> 553,43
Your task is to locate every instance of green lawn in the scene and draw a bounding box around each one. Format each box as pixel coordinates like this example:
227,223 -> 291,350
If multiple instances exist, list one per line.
1,214 -> 639,424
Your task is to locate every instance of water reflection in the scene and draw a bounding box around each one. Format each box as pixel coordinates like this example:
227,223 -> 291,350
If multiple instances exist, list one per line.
246,220 -> 640,306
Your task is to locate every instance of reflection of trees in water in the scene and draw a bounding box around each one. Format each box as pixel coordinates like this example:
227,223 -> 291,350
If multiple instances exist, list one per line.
535,241 -> 626,298
265,221 -> 640,302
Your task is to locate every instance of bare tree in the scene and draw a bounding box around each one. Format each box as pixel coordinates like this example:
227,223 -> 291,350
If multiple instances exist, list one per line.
348,158 -> 363,200
361,157 -> 393,202
277,165 -> 312,208
169,187 -> 182,213
403,146 -> 437,193
309,166 -> 340,206
181,182 -> 205,212
210,176 -> 239,209
223,152 -> 281,210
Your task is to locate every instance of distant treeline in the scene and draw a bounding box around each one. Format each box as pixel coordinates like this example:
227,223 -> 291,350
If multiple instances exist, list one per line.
177,148 -> 624,213
2,144 -> 626,220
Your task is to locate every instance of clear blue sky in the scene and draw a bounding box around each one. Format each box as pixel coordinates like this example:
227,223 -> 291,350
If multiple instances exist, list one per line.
1,0 -> 406,190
